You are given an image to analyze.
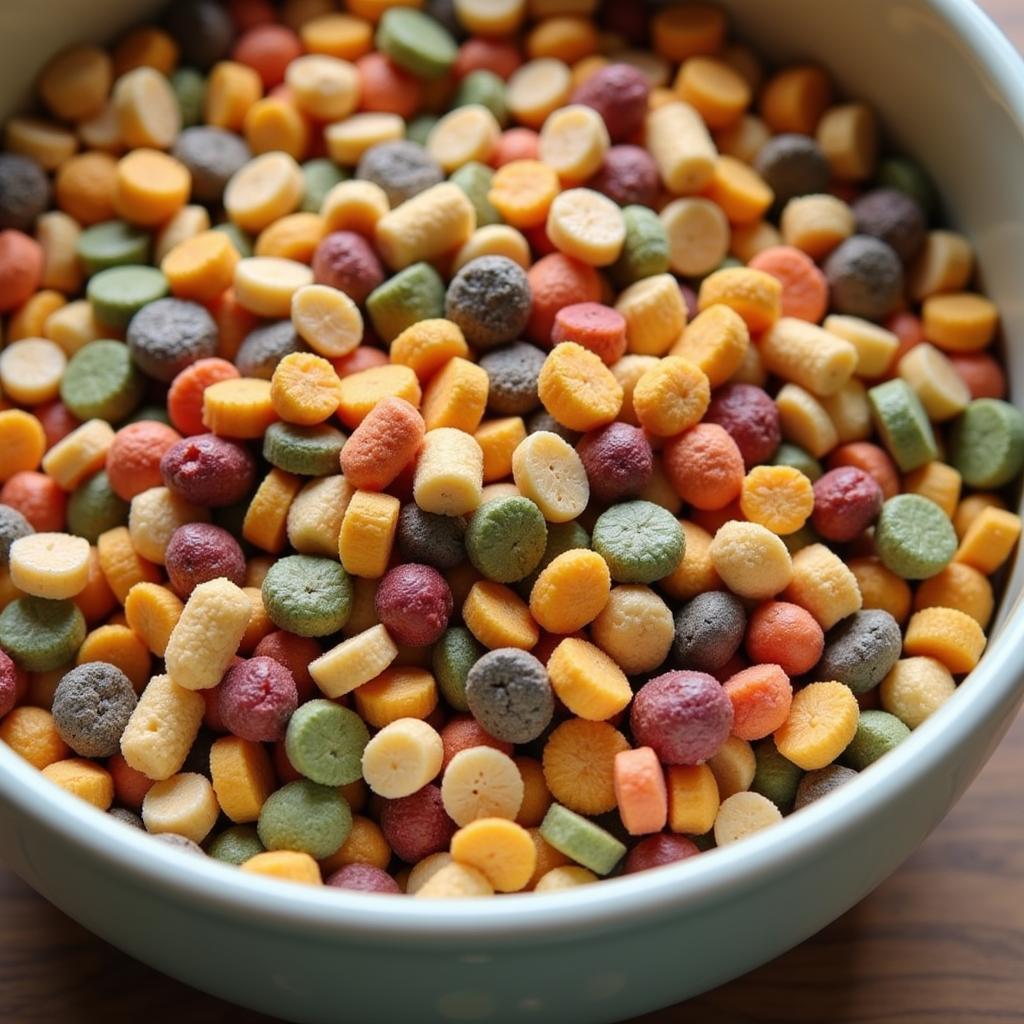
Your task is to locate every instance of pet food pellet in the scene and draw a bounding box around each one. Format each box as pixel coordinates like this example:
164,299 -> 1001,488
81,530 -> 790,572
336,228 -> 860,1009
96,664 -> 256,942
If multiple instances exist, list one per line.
361,717 -> 442,799
879,657 -> 956,729
842,710 -> 910,770
760,318 -> 857,398
713,790 -> 783,846
539,802 -> 625,876
0,596 -> 86,673
209,736 -> 276,823
309,624 -> 398,700
465,647 -> 552,744
450,817 -> 536,892
546,187 -> 625,267
774,680 -> 859,771
9,533 -> 90,600
783,543 -> 862,630
903,606 -> 986,674
949,398 -> 1024,489
874,494 -> 957,580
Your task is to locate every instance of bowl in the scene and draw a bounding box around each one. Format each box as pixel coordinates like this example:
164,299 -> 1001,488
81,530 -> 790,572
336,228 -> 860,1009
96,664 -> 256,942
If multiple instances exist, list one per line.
2,2 -> 1024,1022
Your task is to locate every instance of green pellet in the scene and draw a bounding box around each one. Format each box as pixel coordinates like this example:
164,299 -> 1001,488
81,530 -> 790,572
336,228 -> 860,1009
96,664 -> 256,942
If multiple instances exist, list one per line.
842,710 -> 911,769
262,555 -> 353,638
284,699 -> 369,787
87,266 -> 170,331
263,421 -> 347,476
867,377 -> 937,472
539,803 -> 626,876
171,67 -> 206,128
750,738 -> 804,812
465,496 -> 547,583
60,339 -> 144,422
376,8 -> 457,80
949,398 -> 1024,488
67,470 -> 130,543
257,780 -> 352,860
609,205 -> 670,288
771,442 -> 822,482
207,824 -> 265,866
449,161 -> 501,227
367,261 -> 446,343
454,70 -> 508,126
76,220 -> 151,276
432,626 -> 483,712
0,597 -> 86,673
874,493 -> 957,580
406,115 -> 438,146
591,500 -> 684,584
301,158 -> 348,213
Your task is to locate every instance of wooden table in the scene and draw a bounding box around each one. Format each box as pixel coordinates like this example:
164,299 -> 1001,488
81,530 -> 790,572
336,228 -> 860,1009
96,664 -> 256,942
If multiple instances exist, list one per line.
3,1 -> 1024,1022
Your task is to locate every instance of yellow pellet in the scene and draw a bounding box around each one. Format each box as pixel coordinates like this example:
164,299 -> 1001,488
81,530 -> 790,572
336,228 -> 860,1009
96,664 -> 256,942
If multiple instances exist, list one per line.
225,151 -> 304,234
286,54 -> 360,121
128,486 -> 209,565
10,533 -> 90,600
287,475 -> 354,557
421,356 -> 489,433
909,230 -> 975,303
546,187 -> 625,267
210,736 -> 276,823
903,461 -> 962,520
661,197 -> 730,278
124,582 -> 183,658
42,759 -> 113,810
816,102 -> 878,181
897,343 -> 971,422
121,674 -> 205,781
142,772 -> 220,844
452,225 -> 532,274
338,490 -> 400,578
922,292 -> 999,353
164,578 -> 252,691
775,383 -> 838,460
915,563 -> 994,629
205,61 -> 262,132
475,417 -> 527,483
337,364 -> 421,429
710,520 -> 793,600
42,419 -> 114,490
780,193 -> 854,259
880,657 -> 956,729
530,550 -> 611,635
113,66 -> 180,149
730,219 -> 783,264
451,817 -> 536,893
413,428 -> 484,517
698,266 -> 782,334
506,58 -> 573,129
511,430 -> 589,523
375,183 -> 476,270
538,103 -> 609,184
463,581 -> 539,651
774,680 -> 859,771
645,101 -> 717,195
354,667 -> 438,729
538,341 -> 623,431
326,112 -> 405,165
821,314 -> 899,380
707,735 -> 756,801
615,273 -> 687,357
740,465 -> 814,536
547,637 -> 630,721
203,378 -> 278,440
632,356 -> 709,437
415,861 -> 493,898
714,790 -> 782,846
903,606 -> 986,674
310,624 -> 399,699
291,284 -> 364,359
96,526 -> 160,604
821,378 -> 872,445
0,338 -> 67,405
955,506 -> 1022,575
666,764 -> 719,836
704,156 -> 773,226
760,318 -> 858,397
6,116 -> 77,170
427,105 -> 501,172
37,212 -> 85,295
44,299 -> 101,355
234,257 -> 314,319
241,851 -> 322,885
321,179 -> 390,236
784,543 -> 863,629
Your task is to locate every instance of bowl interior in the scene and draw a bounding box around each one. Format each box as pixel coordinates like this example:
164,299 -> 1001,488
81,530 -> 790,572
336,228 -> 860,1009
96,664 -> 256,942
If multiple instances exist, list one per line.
0,0 -> 1023,940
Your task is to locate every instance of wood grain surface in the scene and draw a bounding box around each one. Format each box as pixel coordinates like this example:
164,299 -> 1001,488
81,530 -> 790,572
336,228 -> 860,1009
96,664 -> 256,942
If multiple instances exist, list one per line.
2,2 -> 1023,1023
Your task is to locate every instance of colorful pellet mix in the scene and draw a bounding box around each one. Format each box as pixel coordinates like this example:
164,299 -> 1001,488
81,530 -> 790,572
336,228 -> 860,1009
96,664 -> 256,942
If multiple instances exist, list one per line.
0,0 -> 1020,901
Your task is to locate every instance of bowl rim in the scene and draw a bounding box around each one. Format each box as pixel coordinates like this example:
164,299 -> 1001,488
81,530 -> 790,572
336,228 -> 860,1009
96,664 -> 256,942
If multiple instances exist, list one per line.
2,0 -> 1024,945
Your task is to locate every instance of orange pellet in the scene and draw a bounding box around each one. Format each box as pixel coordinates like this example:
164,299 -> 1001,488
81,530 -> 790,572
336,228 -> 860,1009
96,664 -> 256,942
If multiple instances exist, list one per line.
676,57 -> 751,129
613,746 -> 668,836
54,152 -> 119,226
0,707 -> 70,770
161,231 -> 240,303
739,465 -> 814,535
663,423 -> 745,510
463,581 -> 539,651
269,352 -> 343,426
652,5 -> 727,62
542,718 -> 629,816
167,358 -> 241,438
914,563 -> 994,630
488,160 -> 561,230
903,606 -> 986,674
114,149 -> 190,227
760,65 -> 833,135
340,396 -> 425,492
723,664 -> 793,741
774,680 -> 859,771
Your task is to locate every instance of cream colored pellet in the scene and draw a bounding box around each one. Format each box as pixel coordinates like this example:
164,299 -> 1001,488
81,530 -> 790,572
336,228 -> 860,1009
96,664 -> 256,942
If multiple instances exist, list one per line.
453,225 -> 531,273
713,791 -> 783,846
897,343 -> 971,422
427,105 -> 501,172
780,193 -> 854,259
120,674 -> 205,781
9,533 -> 90,600
41,419 -> 114,490
615,273 -> 687,357
414,861 -> 494,898
784,543 -> 863,629
820,378 -> 872,444
286,475 -> 354,557
44,299 -> 101,356
36,211 -> 84,295
816,102 -> 878,181
908,229 -> 975,302
375,182 -> 476,270
645,101 -> 717,195
538,103 -> 609,184
413,427 -> 484,516
822,314 -> 899,379
776,383 -> 838,459
709,521 -> 793,600
511,430 -> 589,522
128,486 -> 210,565
760,318 -> 858,397
224,151 -> 304,234
164,578 -> 252,691
142,772 -> 220,844
361,718 -> 444,799
309,623 -> 398,699
326,112 -> 404,166
660,197 -> 730,278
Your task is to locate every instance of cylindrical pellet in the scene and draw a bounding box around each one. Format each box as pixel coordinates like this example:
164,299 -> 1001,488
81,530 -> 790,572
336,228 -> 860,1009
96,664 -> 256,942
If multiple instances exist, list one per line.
374,183 -> 476,270
120,674 -> 205,781
644,101 -> 717,196
413,428 -> 484,516
760,317 -> 858,397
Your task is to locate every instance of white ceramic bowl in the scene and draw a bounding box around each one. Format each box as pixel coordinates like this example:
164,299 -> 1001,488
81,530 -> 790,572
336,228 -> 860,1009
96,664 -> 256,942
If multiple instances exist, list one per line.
2,2 -> 1023,1022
